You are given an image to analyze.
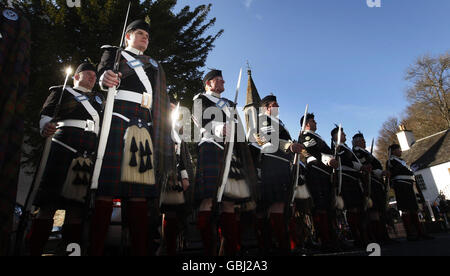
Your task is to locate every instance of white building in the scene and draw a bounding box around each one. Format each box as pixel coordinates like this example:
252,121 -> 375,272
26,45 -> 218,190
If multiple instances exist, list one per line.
397,128 -> 450,206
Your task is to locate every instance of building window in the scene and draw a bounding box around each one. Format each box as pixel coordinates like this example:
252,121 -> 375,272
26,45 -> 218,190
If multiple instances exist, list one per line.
415,174 -> 427,190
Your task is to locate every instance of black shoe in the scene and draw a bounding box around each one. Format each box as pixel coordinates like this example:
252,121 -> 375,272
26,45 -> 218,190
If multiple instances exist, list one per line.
381,238 -> 401,245
419,234 -> 435,240
407,235 -> 420,242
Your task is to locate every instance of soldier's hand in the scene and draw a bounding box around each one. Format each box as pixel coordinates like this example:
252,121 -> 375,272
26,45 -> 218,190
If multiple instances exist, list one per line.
329,158 -> 339,169
290,143 -> 304,154
222,123 -> 232,138
102,70 -> 122,88
182,179 -> 190,192
43,122 -> 57,137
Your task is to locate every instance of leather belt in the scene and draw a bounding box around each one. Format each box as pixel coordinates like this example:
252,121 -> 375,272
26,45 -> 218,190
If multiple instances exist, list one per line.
116,90 -> 152,109
393,175 -> 415,181
57,119 -> 97,135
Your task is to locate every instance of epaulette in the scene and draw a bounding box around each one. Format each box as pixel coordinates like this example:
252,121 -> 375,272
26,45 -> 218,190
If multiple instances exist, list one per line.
101,45 -> 119,50
193,93 -> 204,101
49,85 -> 64,91
94,91 -> 106,102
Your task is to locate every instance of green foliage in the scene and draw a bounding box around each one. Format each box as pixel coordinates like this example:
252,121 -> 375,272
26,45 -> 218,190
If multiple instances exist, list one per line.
12,0 -> 223,168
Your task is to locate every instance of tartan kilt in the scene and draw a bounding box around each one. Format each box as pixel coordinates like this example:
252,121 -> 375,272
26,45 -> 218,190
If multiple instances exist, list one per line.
370,177 -> 387,212
393,180 -> 418,212
306,165 -> 334,211
260,154 -> 291,204
97,100 -> 158,199
341,172 -> 364,210
34,128 -> 97,207
194,142 -> 224,202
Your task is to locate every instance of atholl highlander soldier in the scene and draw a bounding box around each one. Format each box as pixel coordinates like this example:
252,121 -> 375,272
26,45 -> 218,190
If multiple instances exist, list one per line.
299,113 -> 339,251
0,5 -> 31,255
159,99 -> 195,256
256,94 -> 303,254
192,69 -> 257,256
28,63 -> 103,256
387,144 -> 433,241
90,19 -> 176,256
331,126 -> 371,248
352,132 -> 389,243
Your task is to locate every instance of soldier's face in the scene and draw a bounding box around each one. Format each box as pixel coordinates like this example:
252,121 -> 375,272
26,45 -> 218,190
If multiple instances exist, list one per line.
306,119 -> 316,131
75,70 -> 97,91
127,29 -> 149,51
354,137 -> 365,148
266,101 -> 279,116
341,131 -> 347,143
361,138 -> 366,148
208,76 -> 225,93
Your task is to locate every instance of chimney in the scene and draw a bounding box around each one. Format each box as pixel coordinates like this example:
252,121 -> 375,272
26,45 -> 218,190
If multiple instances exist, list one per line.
396,125 -> 416,151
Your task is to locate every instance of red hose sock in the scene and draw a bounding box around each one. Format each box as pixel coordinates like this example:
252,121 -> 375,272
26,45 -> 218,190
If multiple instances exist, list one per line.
220,213 -> 239,256
28,218 -> 54,256
410,212 -> 425,236
164,216 -> 179,256
314,212 -> 332,245
401,213 -> 413,237
288,217 -> 299,250
255,217 -> 271,252
197,211 -> 215,256
127,201 -> 149,256
269,213 -> 289,251
346,212 -> 362,243
89,199 -> 113,256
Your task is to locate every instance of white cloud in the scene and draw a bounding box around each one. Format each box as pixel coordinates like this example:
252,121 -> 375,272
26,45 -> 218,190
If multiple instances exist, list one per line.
244,0 -> 254,9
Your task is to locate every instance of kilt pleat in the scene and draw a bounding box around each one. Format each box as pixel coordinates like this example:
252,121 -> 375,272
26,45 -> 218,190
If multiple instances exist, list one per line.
194,142 -> 224,201
97,100 -> 157,198
34,128 -> 97,207
260,155 -> 291,204
393,180 -> 418,212
370,178 -> 387,212
341,173 -> 364,209
306,166 -> 333,210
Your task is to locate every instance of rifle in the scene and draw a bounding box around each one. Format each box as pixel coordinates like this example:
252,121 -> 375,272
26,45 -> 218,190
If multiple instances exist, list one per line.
285,104 -> 309,220
364,138 -> 375,210
332,124 -> 344,210
385,148 -> 392,209
14,67 -> 73,255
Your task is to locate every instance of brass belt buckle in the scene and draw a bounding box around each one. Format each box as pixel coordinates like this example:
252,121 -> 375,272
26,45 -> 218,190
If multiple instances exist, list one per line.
141,92 -> 151,109
85,120 -> 95,132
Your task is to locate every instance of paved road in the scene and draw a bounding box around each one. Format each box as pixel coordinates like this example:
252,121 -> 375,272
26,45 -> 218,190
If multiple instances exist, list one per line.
381,233 -> 450,256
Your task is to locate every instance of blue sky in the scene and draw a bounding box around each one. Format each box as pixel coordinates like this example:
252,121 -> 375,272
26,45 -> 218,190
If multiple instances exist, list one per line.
174,0 -> 450,145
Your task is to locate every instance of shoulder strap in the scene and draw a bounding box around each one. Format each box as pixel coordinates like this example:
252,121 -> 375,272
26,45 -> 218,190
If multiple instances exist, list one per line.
121,51 -> 154,97
203,93 -> 231,118
66,87 -> 100,135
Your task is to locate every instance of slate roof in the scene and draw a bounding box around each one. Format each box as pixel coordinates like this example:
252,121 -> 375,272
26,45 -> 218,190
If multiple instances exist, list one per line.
402,129 -> 450,171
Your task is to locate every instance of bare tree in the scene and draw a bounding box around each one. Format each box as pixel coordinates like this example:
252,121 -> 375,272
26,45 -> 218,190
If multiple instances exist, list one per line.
404,101 -> 448,140
375,116 -> 400,166
405,53 -> 450,128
